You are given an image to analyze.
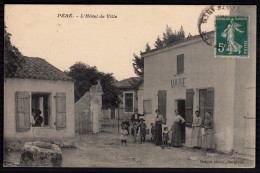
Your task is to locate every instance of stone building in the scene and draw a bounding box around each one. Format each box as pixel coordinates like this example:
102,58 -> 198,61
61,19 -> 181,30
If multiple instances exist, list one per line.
4,57 -> 75,140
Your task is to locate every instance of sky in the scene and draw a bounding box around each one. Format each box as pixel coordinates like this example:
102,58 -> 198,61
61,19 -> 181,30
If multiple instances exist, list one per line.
5,5 -> 229,81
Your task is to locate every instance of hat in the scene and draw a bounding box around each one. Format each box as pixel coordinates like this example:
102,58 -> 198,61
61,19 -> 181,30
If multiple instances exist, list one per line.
155,109 -> 160,113
140,118 -> 145,121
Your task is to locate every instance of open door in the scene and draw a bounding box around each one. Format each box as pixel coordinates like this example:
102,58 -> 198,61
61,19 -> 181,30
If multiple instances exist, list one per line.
177,100 -> 186,143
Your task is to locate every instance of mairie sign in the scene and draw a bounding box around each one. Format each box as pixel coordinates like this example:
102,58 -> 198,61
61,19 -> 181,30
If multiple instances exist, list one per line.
171,76 -> 186,88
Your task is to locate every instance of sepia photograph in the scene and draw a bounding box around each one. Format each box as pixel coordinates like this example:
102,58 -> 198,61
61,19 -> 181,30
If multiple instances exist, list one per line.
3,5 -> 256,168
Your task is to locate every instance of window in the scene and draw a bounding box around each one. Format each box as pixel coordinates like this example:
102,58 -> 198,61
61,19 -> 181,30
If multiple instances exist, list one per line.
31,93 -> 51,127
143,100 -> 152,114
15,91 -> 67,131
124,93 -> 134,112
177,54 -> 184,74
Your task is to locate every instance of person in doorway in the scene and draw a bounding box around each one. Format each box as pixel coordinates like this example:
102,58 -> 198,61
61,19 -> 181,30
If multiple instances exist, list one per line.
162,127 -> 170,146
171,110 -> 185,147
203,112 -> 215,151
139,118 -> 147,144
150,123 -> 155,143
120,123 -> 128,146
154,109 -> 165,146
32,110 -> 43,127
191,110 -> 202,149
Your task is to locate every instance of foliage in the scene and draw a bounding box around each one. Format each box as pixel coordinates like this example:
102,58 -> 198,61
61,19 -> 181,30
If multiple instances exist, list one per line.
154,36 -> 164,49
65,62 -> 120,109
145,42 -> 151,52
132,25 -> 189,77
163,25 -> 185,46
132,53 -> 144,77
4,25 -> 25,77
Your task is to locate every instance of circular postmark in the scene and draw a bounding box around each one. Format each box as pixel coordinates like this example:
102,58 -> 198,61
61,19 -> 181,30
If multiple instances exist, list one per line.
197,5 -> 231,47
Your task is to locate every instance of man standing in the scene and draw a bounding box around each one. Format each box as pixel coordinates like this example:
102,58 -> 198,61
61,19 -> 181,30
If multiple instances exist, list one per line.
131,109 -> 142,142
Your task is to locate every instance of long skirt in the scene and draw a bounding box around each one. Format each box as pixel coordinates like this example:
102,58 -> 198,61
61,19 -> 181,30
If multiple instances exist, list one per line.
203,128 -> 214,149
154,122 -> 162,145
171,122 -> 182,147
191,127 -> 202,147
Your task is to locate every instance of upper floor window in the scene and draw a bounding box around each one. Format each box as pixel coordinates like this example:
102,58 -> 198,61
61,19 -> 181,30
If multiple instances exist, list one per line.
177,54 -> 184,75
124,93 -> 134,112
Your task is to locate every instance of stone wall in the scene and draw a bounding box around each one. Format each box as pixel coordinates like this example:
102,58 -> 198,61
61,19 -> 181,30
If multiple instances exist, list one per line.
74,80 -> 103,134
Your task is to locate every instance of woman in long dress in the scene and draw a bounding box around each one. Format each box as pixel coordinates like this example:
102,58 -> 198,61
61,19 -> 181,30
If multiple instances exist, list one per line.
191,110 -> 202,149
154,109 -> 165,146
171,110 -> 185,147
221,18 -> 244,54
203,112 -> 215,151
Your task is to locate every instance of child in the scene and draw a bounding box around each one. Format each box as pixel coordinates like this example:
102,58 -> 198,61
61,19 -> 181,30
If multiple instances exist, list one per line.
139,118 -> 147,144
120,124 -> 128,146
162,127 -> 169,146
151,123 -> 155,143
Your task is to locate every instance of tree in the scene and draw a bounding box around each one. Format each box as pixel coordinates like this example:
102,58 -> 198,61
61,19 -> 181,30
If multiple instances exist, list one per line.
66,62 -> 119,109
132,53 -> 144,77
145,42 -> 151,52
154,36 -> 164,49
187,32 -> 193,39
177,26 -> 185,41
162,25 -> 185,46
4,25 -> 25,77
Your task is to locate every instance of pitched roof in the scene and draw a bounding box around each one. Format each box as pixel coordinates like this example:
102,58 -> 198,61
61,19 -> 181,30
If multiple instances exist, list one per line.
142,31 -> 214,56
6,56 -> 72,81
114,77 -> 142,89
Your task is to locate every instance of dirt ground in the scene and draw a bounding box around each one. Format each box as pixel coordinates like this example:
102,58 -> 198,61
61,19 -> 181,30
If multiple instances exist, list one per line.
3,131 -> 254,168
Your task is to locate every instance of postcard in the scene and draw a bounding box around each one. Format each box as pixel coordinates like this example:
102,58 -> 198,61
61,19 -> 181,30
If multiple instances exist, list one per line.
4,5 -> 256,168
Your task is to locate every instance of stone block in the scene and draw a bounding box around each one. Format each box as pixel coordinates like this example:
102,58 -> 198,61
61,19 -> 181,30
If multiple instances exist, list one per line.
20,141 -> 62,167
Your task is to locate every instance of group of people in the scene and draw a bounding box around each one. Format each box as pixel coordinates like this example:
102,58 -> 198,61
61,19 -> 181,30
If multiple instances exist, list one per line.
152,109 -> 185,147
120,108 -> 215,151
191,110 -> 215,151
120,109 -> 147,146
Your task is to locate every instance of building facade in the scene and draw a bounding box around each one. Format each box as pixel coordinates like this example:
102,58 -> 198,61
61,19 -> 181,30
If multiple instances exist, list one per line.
114,77 -> 143,120
142,5 -> 255,155
4,57 -> 75,140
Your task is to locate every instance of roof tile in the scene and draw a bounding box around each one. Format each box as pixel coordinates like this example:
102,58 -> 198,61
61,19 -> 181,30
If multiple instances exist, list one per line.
6,56 -> 72,81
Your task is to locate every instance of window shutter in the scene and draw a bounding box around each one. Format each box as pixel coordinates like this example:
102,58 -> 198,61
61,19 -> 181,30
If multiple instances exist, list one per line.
177,54 -> 184,74
157,90 -> 167,124
56,92 -> 66,129
16,91 -> 31,132
185,89 -> 194,127
205,88 -> 214,117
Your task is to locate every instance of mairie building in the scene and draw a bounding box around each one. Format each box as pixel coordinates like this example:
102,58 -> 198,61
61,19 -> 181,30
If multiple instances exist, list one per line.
142,5 -> 256,155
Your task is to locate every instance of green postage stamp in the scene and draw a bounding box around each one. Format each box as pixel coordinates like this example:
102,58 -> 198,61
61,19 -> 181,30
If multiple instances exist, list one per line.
215,16 -> 249,58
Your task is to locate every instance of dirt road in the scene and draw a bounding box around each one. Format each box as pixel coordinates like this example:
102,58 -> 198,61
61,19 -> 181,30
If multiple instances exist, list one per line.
4,132 -> 254,168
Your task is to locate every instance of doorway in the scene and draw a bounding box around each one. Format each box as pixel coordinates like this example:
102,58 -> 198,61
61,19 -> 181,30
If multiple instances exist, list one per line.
177,100 -> 185,143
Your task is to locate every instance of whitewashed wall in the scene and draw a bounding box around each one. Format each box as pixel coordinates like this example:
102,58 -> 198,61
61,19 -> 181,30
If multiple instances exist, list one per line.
4,78 -> 75,139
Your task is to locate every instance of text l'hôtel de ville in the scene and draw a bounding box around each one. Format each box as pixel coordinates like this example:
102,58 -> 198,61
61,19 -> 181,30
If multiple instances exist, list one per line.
57,13 -> 117,18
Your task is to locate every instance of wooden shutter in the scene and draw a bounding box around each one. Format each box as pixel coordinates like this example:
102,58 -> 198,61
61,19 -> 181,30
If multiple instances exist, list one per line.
56,92 -> 66,129
16,91 -> 31,132
205,88 -> 214,118
177,54 -> 184,74
185,89 -> 194,127
157,90 -> 167,124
